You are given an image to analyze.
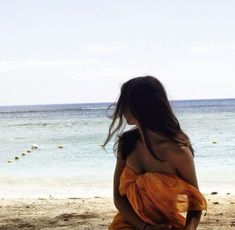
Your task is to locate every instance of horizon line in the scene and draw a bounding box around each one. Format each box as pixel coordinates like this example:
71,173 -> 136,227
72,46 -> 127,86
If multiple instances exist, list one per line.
0,97 -> 234,108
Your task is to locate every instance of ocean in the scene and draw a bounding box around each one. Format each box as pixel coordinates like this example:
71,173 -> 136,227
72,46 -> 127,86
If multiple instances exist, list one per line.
0,99 -> 234,198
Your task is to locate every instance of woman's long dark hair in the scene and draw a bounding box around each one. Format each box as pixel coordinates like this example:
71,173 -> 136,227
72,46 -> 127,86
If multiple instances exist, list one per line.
101,76 -> 194,162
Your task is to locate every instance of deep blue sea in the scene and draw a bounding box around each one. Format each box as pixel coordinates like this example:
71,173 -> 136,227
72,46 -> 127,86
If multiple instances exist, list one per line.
0,99 -> 234,198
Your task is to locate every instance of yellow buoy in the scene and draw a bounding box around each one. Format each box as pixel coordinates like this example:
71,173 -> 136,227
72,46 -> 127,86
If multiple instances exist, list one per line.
58,145 -> 64,149
32,144 -> 39,149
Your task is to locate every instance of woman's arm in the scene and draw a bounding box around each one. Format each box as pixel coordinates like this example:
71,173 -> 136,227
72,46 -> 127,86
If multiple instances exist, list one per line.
184,210 -> 202,230
170,146 -> 202,230
113,149 -> 147,229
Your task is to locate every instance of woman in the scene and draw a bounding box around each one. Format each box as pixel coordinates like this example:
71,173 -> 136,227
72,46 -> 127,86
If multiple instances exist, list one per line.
102,76 -> 207,230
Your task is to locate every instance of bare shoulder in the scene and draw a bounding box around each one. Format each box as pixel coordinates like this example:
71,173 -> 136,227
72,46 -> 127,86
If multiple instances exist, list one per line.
164,142 -> 198,188
165,142 -> 193,163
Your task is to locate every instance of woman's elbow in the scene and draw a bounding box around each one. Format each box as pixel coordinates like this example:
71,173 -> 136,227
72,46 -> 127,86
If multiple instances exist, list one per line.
114,195 -> 121,208
114,198 -> 120,209
113,193 -> 125,209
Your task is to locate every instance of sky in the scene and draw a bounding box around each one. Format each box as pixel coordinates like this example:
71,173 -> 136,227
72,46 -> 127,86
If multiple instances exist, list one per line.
0,0 -> 235,106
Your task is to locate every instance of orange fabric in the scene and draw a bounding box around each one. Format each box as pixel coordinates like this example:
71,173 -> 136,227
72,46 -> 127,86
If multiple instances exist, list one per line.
109,165 -> 207,229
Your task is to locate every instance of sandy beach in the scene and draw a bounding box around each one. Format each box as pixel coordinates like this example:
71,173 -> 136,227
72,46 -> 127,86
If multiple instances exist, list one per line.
0,193 -> 234,230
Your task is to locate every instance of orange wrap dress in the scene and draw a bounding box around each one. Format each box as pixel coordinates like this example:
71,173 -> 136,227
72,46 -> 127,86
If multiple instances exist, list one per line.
109,165 -> 207,229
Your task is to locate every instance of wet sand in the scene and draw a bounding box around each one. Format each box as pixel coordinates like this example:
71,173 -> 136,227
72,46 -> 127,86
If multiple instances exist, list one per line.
0,194 -> 234,229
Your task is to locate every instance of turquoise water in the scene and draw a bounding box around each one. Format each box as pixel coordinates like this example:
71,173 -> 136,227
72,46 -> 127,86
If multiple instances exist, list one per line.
0,99 -> 234,198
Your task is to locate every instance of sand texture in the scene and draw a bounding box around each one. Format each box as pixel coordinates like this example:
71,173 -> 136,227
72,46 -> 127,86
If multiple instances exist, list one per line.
0,194 -> 234,230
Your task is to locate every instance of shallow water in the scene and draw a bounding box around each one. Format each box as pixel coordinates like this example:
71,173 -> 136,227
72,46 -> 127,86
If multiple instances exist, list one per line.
0,99 -> 234,198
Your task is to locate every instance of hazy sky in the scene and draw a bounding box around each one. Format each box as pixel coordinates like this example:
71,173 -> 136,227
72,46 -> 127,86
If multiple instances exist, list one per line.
0,0 -> 235,105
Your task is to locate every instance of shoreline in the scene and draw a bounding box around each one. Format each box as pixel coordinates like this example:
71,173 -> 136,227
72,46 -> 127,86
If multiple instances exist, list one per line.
0,194 -> 234,229
0,188 -> 234,200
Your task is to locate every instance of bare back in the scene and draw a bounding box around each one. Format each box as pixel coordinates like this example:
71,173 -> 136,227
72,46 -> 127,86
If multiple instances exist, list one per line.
125,138 -> 179,176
